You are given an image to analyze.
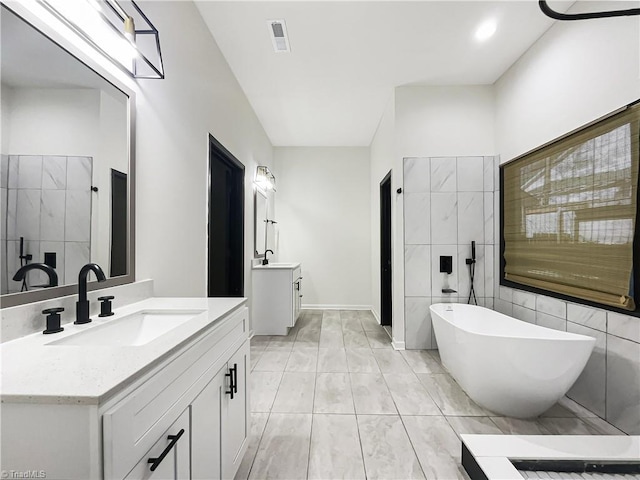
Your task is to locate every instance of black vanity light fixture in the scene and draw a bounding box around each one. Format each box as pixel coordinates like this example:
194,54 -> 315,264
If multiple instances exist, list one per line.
255,166 -> 276,191
38,0 -> 164,79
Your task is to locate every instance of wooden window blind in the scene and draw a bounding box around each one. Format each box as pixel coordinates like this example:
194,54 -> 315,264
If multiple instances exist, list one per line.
503,104 -> 640,310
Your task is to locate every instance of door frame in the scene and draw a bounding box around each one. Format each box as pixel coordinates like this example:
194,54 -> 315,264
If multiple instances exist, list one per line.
380,170 -> 392,327
207,134 -> 245,297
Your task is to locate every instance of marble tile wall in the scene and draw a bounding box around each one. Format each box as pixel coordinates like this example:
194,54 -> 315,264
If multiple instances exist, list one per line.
1,155 -> 92,294
403,156 -> 496,350
494,285 -> 640,435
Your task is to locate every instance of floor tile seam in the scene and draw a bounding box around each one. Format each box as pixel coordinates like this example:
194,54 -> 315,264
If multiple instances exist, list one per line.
245,411 -> 272,480
413,373 -> 447,417
353,413 -> 372,480
396,413 -> 429,480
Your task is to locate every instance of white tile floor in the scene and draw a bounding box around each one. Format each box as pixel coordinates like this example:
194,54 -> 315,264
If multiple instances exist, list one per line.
238,310 -> 625,480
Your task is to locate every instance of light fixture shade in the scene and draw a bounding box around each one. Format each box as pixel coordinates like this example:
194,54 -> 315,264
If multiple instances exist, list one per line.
40,0 -> 164,79
255,166 -> 276,191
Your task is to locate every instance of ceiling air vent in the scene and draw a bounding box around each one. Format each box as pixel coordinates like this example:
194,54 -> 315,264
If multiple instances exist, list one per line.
268,19 -> 290,53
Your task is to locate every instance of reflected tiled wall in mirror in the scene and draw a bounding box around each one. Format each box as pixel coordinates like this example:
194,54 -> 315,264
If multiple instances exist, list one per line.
1,154 -> 92,294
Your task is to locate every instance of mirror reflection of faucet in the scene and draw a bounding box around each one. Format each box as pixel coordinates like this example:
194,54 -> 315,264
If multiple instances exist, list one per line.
13,263 -> 58,289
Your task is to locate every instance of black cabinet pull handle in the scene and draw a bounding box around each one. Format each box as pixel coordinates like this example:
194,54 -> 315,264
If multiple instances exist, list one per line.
232,363 -> 238,394
148,428 -> 184,472
225,365 -> 236,399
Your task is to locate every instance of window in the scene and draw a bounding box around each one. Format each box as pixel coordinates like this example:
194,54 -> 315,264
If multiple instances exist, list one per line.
501,102 -> 640,311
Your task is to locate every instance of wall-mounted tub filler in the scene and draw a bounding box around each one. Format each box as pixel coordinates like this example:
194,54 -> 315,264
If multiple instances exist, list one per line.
430,303 -> 595,418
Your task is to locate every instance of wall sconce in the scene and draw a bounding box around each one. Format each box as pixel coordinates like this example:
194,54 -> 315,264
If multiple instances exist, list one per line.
39,0 -> 164,79
255,166 -> 276,191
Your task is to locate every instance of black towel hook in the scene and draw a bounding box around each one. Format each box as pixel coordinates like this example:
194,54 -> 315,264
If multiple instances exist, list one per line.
539,0 -> 640,20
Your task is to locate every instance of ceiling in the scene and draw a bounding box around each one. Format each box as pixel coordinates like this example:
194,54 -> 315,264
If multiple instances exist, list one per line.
198,1 -> 574,147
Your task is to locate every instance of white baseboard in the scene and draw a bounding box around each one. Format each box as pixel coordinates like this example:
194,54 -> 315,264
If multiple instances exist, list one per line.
302,304 -> 371,311
371,309 -> 381,324
392,340 -> 405,350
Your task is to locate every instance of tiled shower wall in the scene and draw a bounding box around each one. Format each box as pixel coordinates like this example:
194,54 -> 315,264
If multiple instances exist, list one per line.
1,154 -> 93,293
403,156 -> 497,349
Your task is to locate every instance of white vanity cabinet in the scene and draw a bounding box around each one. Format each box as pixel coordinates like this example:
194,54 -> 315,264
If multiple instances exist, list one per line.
1,298 -> 250,480
252,263 -> 303,335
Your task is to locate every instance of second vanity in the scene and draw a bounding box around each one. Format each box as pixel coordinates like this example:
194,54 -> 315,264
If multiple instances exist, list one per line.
252,263 -> 303,335
1,296 -> 249,480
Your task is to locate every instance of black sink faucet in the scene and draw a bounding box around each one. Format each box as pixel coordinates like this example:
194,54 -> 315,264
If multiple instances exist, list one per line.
75,263 -> 107,325
12,263 -> 59,288
262,249 -> 274,265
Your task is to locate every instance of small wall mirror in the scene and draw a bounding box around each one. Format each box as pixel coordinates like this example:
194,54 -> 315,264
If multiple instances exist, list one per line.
254,188 -> 267,258
0,6 -> 135,307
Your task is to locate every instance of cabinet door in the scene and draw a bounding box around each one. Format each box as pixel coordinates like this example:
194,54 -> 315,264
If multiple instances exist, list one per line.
221,340 -> 249,480
191,368 -> 225,480
124,407 -> 190,480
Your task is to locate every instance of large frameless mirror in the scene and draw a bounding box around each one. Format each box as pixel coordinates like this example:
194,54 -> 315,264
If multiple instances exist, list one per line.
0,5 -> 135,307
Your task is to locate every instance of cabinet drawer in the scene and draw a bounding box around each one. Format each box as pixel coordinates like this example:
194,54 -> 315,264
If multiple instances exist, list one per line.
124,407 -> 190,480
104,306 -> 248,480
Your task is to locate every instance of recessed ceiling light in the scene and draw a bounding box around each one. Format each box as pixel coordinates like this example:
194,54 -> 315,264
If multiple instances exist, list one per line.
475,19 -> 497,42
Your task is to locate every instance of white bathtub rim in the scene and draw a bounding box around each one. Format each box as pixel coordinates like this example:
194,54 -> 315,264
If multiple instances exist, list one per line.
429,303 -> 596,343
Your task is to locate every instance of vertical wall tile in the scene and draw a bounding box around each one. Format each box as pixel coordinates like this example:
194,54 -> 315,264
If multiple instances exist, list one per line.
65,190 -> 91,242
15,189 -> 41,241
431,245 -> 458,298
512,305 -> 535,324
66,156 -> 92,190
17,156 -> 43,189
567,304 -> 607,332
6,188 -> 17,240
536,311 -> 567,331
494,299 -> 512,316
1,188 -> 7,241
42,156 -> 67,190
456,157 -> 484,192
40,190 -> 65,242
40,241 -> 65,286
430,193 -> 457,244
457,192 -> 483,246
1,154 -> 8,188
484,246 -> 494,299
404,245 -> 431,297
405,297 -> 432,350
8,155 -> 19,189
567,322 -> 606,418
536,295 -> 567,319
607,312 -> 640,343
606,335 -> 640,434
494,155 -> 501,192
65,242 -> 90,282
430,158 -> 456,192
0,239 -> 6,294
512,290 -> 536,310
483,156 -> 494,192
403,158 -> 430,193
484,192 -> 494,245
498,286 -> 513,303
404,193 -> 430,245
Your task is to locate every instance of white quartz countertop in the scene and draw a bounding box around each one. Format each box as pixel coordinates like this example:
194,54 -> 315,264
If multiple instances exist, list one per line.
252,262 -> 300,270
0,297 -> 246,405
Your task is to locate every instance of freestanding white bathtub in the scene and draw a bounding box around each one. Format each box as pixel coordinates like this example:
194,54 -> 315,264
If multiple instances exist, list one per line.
429,303 -> 596,418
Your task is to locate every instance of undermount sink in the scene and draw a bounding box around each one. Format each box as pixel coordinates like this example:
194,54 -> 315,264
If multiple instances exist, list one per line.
48,309 -> 205,347
260,263 -> 298,268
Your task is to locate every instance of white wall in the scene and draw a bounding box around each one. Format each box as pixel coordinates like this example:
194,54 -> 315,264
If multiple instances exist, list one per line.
274,147 -> 371,308
370,93 -> 400,340
121,1 -> 274,299
396,85 -> 496,158
496,1 -> 640,162
493,1 -> 640,434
